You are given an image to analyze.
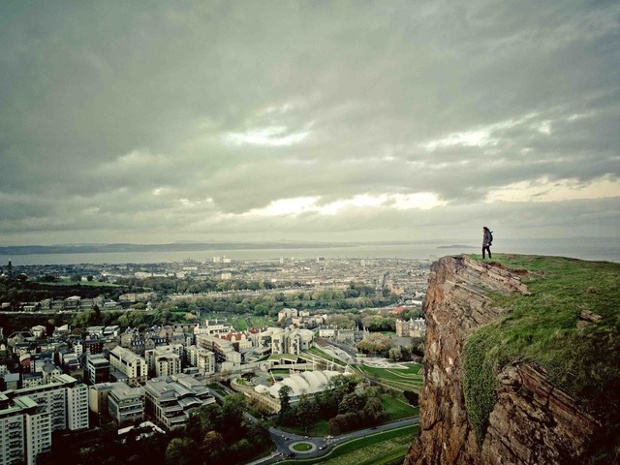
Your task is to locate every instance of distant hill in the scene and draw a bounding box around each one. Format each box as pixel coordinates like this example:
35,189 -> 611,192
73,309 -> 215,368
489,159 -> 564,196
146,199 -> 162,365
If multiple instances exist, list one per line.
0,240 -> 440,256
0,241 -> 363,255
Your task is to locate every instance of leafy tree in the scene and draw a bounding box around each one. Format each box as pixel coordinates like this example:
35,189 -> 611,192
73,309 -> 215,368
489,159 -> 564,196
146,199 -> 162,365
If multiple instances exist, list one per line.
200,403 -> 223,432
185,409 -> 204,443
202,430 -> 226,463
339,392 -> 365,415
222,393 -> 246,440
357,333 -> 393,355
365,385 -> 382,398
278,385 -> 294,424
165,437 -> 196,465
328,415 -> 343,435
117,313 -> 130,328
175,396 -> 272,465
328,374 -> 358,405
388,346 -> 403,361
296,393 -> 319,431
328,314 -> 355,329
245,421 -> 271,449
230,438 -> 253,463
411,336 -> 425,357
93,304 -> 102,325
363,396 -> 385,423
254,304 -> 269,316
329,412 -> 360,434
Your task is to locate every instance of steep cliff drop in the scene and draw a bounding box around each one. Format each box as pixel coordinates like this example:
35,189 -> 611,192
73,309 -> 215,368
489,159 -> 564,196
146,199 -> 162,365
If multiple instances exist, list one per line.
404,255 -> 617,465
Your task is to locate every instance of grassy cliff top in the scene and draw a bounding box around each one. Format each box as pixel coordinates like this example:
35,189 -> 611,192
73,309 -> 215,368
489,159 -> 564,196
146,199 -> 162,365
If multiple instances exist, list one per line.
463,254 -> 620,441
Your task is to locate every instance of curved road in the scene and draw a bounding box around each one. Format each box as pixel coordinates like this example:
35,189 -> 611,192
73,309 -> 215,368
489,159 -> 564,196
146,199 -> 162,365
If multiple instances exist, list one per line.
210,373 -> 418,464
248,417 -> 419,464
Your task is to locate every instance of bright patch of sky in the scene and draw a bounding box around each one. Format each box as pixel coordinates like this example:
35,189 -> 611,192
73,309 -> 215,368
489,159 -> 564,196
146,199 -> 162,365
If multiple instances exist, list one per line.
487,176 -> 620,203
223,126 -> 309,147
244,193 -> 447,218
420,113 -> 540,152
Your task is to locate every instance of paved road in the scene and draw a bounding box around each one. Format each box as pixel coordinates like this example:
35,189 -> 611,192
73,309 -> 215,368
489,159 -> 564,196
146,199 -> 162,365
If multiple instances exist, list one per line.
247,417 -> 419,464
209,380 -> 418,464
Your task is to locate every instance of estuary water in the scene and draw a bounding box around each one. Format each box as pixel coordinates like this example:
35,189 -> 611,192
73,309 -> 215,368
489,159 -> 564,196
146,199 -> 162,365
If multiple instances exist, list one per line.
2,237 -> 619,266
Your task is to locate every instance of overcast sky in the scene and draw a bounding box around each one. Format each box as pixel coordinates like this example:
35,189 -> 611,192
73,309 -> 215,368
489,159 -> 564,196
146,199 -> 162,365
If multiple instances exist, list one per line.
1,1 -> 619,246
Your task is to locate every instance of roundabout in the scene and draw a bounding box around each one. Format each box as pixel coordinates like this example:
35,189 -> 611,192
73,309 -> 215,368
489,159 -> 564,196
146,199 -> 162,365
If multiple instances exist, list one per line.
289,441 -> 317,454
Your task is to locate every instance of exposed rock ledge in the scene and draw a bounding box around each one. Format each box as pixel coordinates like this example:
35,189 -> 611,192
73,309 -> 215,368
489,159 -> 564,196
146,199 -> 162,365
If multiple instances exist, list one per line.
404,255 -> 601,465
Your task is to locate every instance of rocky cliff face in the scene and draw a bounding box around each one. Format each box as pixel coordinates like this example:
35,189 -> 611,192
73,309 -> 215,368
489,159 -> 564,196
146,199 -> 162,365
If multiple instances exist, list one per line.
404,255 -> 603,465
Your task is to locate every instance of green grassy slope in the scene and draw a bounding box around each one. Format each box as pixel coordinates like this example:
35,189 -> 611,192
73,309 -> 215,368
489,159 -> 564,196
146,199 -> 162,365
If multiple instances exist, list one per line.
463,254 -> 620,443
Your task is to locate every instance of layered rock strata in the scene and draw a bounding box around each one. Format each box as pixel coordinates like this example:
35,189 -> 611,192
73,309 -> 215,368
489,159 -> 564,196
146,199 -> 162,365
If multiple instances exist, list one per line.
404,255 -> 601,465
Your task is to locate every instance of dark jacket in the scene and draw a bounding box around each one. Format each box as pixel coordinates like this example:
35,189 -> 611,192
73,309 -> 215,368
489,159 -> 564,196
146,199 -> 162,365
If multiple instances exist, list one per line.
483,228 -> 493,247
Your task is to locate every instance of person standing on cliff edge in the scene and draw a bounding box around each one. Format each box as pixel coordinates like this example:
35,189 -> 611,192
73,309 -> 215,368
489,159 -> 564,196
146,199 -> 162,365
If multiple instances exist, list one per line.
482,226 -> 493,259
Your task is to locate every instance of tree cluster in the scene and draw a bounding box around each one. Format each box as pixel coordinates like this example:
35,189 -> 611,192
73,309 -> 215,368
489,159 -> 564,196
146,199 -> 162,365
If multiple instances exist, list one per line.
166,393 -> 272,465
0,279 -> 127,312
357,333 -> 393,356
277,374 -> 386,435
117,278 -> 397,314
40,394 -> 271,465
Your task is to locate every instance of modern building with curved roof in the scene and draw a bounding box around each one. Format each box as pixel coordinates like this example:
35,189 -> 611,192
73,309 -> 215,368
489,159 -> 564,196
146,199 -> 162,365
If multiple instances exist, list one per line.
259,370 -> 342,399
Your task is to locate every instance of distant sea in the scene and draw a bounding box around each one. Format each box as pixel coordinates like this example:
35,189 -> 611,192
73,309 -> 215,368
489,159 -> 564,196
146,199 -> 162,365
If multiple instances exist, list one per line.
1,237 -> 619,266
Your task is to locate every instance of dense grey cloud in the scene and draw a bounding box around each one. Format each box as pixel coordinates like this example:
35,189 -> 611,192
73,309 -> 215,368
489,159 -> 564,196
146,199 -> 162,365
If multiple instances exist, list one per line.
0,0 -> 618,245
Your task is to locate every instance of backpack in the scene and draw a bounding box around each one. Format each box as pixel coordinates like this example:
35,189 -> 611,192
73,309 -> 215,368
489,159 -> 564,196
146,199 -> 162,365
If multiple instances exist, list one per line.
489,231 -> 493,245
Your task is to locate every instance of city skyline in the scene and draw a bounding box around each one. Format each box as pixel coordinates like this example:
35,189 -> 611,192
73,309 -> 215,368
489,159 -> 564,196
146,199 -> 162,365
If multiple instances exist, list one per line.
1,1 -> 619,247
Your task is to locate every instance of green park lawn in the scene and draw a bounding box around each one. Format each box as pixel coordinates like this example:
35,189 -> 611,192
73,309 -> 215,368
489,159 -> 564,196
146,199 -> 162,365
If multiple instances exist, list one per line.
381,395 -> 418,421
307,346 -> 348,366
280,425 -> 417,465
357,362 -> 424,392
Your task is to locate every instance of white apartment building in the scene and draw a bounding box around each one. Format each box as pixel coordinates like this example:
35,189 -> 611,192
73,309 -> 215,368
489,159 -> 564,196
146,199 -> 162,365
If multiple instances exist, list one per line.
318,326 -> 336,338
145,344 -> 184,377
109,346 -> 147,386
144,374 -> 216,431
0,375 -> 87,465
154,353 -> 181,378
9,374 -> 88,433
186,346 -> 216,375
22,373 -> 44,389
0,395 -> 28,465
20,397 -> 52,465
108,382 -> 144,427
285,328 -> 314,354
194,333 -> 242,368
66,380 -> 89,430
14,384 -> 65,431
